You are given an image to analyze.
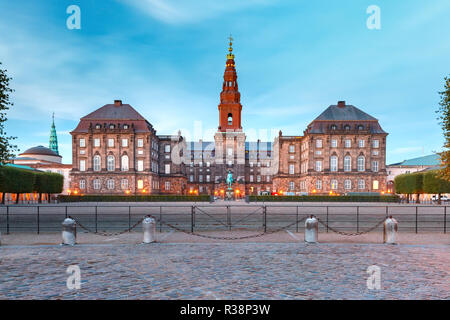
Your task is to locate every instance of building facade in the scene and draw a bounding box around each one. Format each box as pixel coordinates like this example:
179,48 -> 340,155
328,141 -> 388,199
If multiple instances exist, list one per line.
70,40 -> 388,196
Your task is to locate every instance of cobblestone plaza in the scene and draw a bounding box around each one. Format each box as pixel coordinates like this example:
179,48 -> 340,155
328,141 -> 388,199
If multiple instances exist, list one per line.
0,243 -> 448,299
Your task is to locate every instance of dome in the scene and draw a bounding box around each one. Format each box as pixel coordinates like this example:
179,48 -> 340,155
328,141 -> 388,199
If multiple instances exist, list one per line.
20,146 -> 61,157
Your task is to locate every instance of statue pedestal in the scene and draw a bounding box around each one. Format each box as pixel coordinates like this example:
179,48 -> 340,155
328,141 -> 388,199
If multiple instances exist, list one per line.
225,189 -> 235,201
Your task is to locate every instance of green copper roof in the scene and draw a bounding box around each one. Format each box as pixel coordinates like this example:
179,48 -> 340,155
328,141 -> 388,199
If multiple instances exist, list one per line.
49,113 -> 59,155
395,154 -> 441,166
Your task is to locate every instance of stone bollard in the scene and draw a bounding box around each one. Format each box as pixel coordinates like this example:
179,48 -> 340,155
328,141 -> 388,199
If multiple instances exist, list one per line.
142,216 -> 156,244
62,218 -> 76,246
305,215 -> 319,243
383,216 -> 398,245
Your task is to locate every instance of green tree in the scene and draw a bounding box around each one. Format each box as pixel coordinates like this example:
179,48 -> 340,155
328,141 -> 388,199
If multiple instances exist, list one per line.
423,170 -> 450,204
0,62 -> 18,165
394,173 -> 423,203
437,76 -> 450,180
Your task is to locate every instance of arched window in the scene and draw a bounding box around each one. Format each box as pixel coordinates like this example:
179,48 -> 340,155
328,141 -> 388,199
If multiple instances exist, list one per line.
344,179 -> 352,190
107,179 -> 115,190
344,156 -> 352,172
228,113 -> 233,125
93,179 -> 101,190
357,156 -> 365,172
107,155 -> 115,171
331,179 -> 338,190
344,124 -> 351,131
330,156 -> 338,172
330,124 -> 337,130
93,155 -> 101,171
121,155 -> 129,171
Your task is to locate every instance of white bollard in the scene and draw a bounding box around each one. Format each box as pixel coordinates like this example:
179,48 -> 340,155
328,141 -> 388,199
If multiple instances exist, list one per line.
142,216 -> 156,244
305,215 -> 319,243
62,218 -> 76,246
383,216 -> 398,244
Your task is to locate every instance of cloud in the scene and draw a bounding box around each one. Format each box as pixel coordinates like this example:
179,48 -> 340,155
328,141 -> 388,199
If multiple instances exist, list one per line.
119,0 -> 276,24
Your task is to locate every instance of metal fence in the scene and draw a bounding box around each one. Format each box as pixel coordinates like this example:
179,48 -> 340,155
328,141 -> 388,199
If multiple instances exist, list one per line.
0,204 -> 448,234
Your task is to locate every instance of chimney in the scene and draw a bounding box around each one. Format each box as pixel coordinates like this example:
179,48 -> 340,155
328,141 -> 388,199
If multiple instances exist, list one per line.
114,100 -> 122,106
338,101 -> 346,108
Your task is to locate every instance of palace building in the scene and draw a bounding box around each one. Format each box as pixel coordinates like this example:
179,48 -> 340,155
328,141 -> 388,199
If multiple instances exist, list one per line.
69,39 -> 388,196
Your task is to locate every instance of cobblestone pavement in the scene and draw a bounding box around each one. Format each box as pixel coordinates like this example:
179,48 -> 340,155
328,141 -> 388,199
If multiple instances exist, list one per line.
0,243 -> 448,299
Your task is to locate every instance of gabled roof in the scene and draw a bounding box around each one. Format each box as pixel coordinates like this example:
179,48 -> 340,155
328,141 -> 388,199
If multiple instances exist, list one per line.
315,104 -> 377,121
81,103 -> 146,120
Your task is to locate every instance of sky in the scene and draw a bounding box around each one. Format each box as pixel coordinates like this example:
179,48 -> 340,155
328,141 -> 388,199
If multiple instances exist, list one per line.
0,0 -> 449,165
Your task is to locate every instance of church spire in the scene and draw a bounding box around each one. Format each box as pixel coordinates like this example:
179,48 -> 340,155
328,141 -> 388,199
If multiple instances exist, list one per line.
49,113 -> 59,155
218,35 -> 242,132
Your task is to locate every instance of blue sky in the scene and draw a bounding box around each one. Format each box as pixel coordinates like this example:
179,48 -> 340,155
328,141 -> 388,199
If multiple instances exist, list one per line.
0,0 -> 449,165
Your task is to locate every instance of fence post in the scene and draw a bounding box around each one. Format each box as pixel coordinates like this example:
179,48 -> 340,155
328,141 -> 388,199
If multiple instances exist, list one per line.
263,206 -> 267,233
356,206 -> 359,233
191,206 -> 195,233
159,206 -> 162,232
227,206 -> 231,231
65,206 -> 68,219
95,206 -> 98,233
37,206 -> 40,234
128,206 -> 131,232
444,206 -> 447,234
326,206 -> 329,233
296,206 -> 299,233
385,206 -> 388,218
415,206 -> 418,234
6,206 -> 9,235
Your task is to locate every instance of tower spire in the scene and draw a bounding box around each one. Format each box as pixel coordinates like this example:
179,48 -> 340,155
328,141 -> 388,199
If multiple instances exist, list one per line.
49,112 -> 59,155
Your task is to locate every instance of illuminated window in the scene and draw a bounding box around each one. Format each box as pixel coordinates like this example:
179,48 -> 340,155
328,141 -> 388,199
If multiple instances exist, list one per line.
121,179 -> 128,190
331,180 -> 338,190
373,180 -> 379,190
137,179 -> 144,189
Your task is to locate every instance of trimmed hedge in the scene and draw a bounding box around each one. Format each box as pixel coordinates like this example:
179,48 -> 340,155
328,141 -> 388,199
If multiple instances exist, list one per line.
34,172 -> 64,194
248,195 -> 400,203
58,194 -> 212,202
0,166 -> 36,193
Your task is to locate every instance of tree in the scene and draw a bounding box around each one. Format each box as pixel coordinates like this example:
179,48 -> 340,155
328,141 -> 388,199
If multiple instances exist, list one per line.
423,170 -> 450,204
394,173 -> 423,203
0,62 -> 18,165
437,76 -> 450,180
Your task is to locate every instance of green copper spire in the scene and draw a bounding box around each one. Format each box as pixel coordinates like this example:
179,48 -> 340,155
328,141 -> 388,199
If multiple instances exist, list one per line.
49,113 -> 59,155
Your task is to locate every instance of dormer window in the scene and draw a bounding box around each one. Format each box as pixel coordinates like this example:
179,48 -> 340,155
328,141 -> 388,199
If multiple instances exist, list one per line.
344,124 -> 351,131
95,124 -> 101,129
358,125 -> 364,130
109,124 -> 115,129
331,124 -> 337,130
123,124 -> 129,130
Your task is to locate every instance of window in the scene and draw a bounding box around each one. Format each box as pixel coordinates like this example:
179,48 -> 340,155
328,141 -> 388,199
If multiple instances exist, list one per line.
206,175 -> 210,182
289,145 -> 295,153
108,138 -> 114,147
250,162 -> 254,168
257,175 -> 261,182
250,175 -> 254,182
94,138 -> 100,147
316,139 -> 322,148
289,164 -> 295,174
227,148 -> 233,156
165,181 -> 171,191
137,179 -> 144,189
316,180 -> 322,190
165,164 -> 170,174
199,175 -> 203,182
315,161 -> 322,172
344,156 -> 352,172
137,139 -> 144,148
79,160 -> 86,172
79,150 -> 86,155
123,124 -> 129,130
358,179 -> 365,190
93,179 -> 101,190
373,150 -> 379,156
79,139 -> 85,147
373,180 -> 379,190
331,139 -> 337,148
122,139 -> 128,147
121,179 -> 128,190
345,139 -> 351,148
189,175 -> 194,182
357,156 -> 365,172
289,181 -> 295,191
138,150 -> 143,155
107,179 -> 115,190
206,162 -> 210,167
266,176 -> 270,182
372,139 -> 379,148
137,160 -> 144,172
228,160 -> 233,167
95,124 -> 101,129
372,161 -> 379,172
107,155 -> 115,171
344,180 -> 352,190
165,144 -> 171,153
121,155 -> 129,171
109,124 -> 115,130
227,113 -> 233,125
331,179 -> 338,190
331,124 -> 337,130
358,140 -> 365,148
344,125 -> 351,131
79,179 -> 86,189
330,156 -> 338,172
93,155 -> 101,171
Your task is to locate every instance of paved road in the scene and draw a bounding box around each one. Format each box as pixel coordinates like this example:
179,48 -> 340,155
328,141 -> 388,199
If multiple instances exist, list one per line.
0,243 -> 448,299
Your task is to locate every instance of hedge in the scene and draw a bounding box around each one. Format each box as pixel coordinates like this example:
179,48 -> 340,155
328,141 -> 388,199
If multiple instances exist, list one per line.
0,166 -> 36,193
423,170 -> 450,194
34,172 -> 64,194
248,195 -> 400,203
58,195 -> 212,202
